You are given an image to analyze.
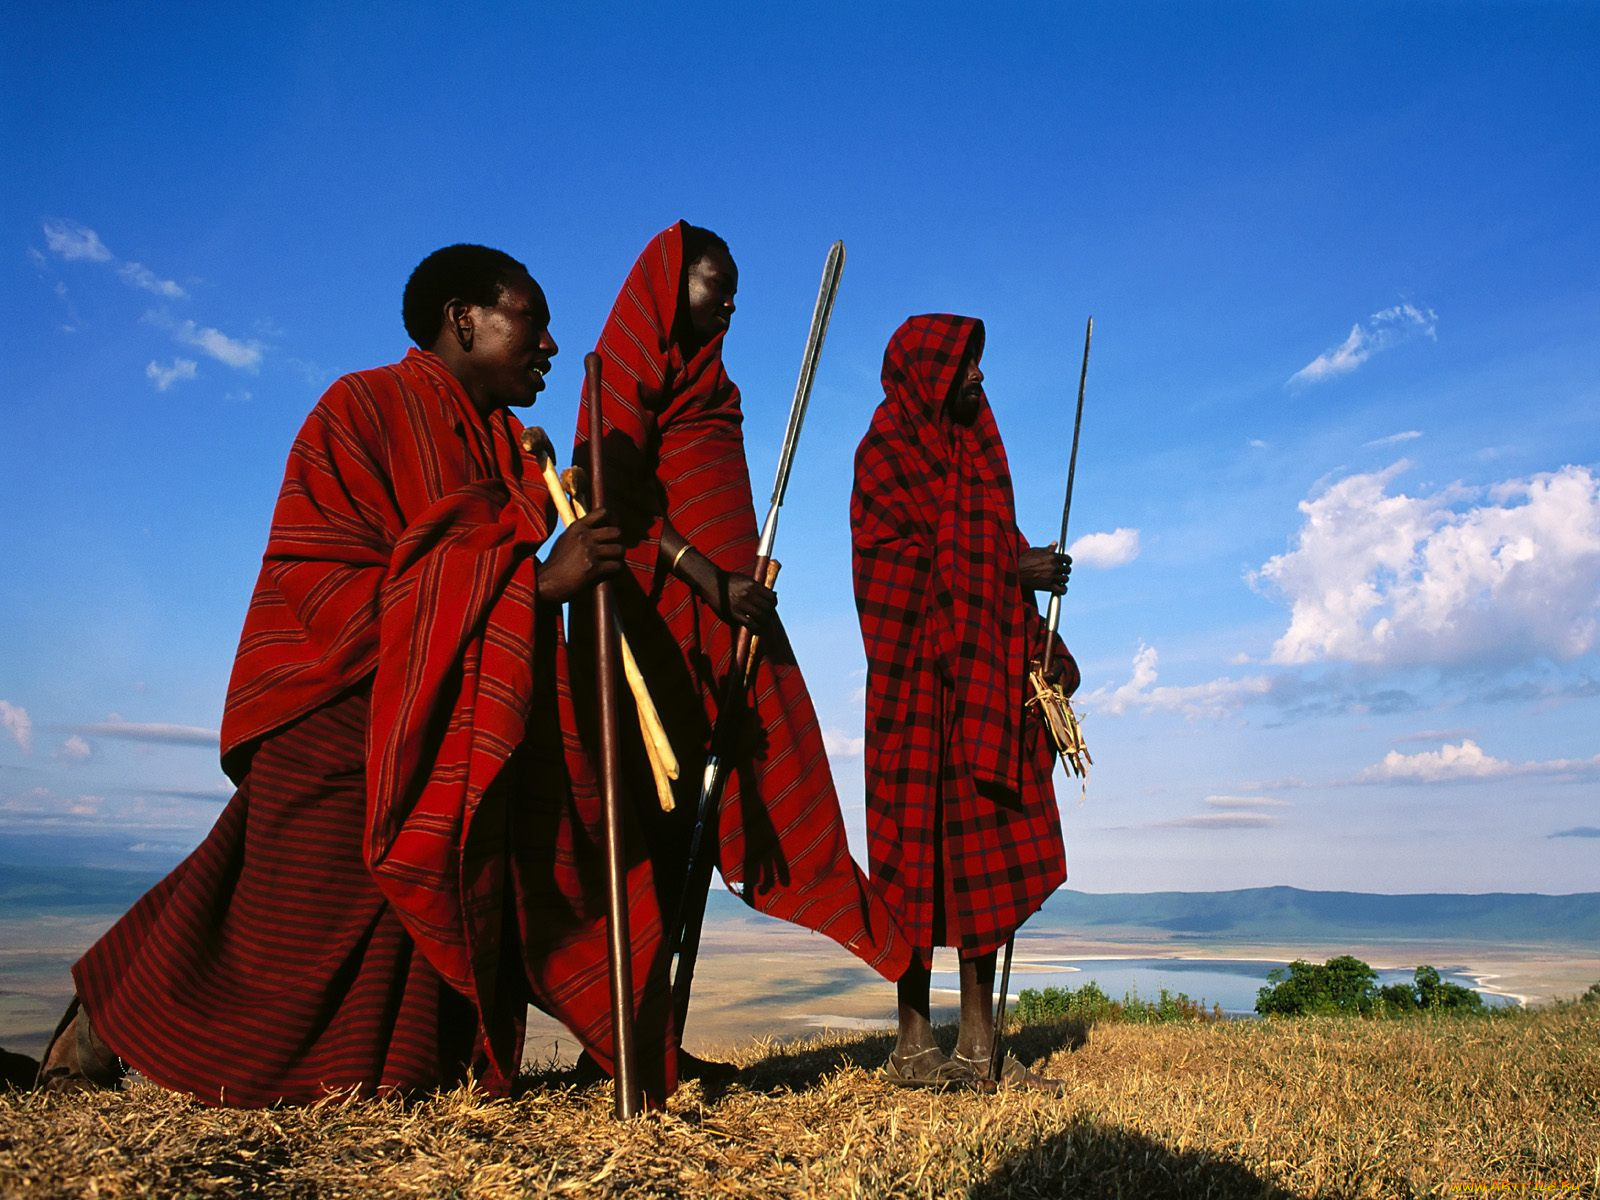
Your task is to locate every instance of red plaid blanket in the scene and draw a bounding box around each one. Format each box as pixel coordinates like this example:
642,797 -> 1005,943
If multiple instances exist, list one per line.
852,315 -> 1071,959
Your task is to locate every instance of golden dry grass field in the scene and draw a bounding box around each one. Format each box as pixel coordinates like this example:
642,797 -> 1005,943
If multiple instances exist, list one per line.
2,1002 -> 1596,1199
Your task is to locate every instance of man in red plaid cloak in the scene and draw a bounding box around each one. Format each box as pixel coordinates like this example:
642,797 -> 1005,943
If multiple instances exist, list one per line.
852,313 -> 1077,1088
38,245 -> 680,1105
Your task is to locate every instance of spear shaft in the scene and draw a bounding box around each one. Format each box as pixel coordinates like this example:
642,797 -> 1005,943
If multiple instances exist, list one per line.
1040,315 -> 1092,672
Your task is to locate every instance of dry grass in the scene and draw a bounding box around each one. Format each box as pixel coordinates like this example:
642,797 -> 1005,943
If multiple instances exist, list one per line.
2,1003 -> 1596,1199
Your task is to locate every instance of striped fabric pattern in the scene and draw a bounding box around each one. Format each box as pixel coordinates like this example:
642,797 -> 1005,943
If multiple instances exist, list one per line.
851,315 -> 1071,960
573,222 -> 912,987
76,350 -> 674,1105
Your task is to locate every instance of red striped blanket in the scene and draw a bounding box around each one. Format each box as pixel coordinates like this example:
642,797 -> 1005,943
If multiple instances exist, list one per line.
76,349 -> 673,1104
572,222 -> 911,996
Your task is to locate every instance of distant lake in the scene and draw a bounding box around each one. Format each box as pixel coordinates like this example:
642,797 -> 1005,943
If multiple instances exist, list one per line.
930,958 -> 1521,1015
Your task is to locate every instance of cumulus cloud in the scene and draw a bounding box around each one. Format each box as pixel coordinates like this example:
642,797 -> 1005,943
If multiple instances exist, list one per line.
1289,303 -> 1437,386
146,358 -> 198,391
42,219 -> 112,262
58,735 -> 92,762
1067,527 -> 1140,569
1083,644 -> 1272,718
76,717 -> 219,748
1364,430 -> 1422,448
164,316 -> 263,370
1,700 -> 34,753
822,727 -> 865,758
1358,739 -> 1600,784
118,261 -> 186,299
1253,463 -> 1600,668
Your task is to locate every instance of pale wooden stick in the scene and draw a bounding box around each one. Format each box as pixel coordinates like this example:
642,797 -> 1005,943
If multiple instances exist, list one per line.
526,433 -> 678,812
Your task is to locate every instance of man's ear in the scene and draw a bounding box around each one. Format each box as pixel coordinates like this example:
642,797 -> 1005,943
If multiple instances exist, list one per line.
444,299 -> 474,351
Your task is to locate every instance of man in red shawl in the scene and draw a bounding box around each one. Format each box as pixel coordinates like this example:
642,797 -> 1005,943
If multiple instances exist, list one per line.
852,314 -> 1077,1089
38,245 -> 678,1105
572,222 -> 912,1075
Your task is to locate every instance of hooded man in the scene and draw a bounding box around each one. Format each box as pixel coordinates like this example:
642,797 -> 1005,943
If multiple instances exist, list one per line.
39,245 -> 678,1105
571,222 -> 912,1073
852,313 -> 1077,1089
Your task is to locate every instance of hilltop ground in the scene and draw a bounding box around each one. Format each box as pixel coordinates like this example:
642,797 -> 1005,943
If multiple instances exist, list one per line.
2,1001 -> 1596,1198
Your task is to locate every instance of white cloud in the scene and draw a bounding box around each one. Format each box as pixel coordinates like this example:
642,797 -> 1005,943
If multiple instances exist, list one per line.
1248,438 -> 1269,449
1203,795 -> 1289,809
822,727 -> 865,758
59,735 -> 92,762
118,261 -> 186,299
42,219 -> 112,262
1083,643 -> 1272,718
1289,303 -> 1437,387
1067,527 -> 1140,569
1364,430 -> 1422,448
1358,739 -> 1600,784
169,317 -> 263,370
146,358 -> 198,391
1253,463 -> 1600,668
77,717 -> 219,748
1150,812 -> 1276,830
1,700 -> 33,753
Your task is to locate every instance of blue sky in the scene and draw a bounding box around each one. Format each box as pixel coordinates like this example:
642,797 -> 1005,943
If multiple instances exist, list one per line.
3,3 -> 1597,894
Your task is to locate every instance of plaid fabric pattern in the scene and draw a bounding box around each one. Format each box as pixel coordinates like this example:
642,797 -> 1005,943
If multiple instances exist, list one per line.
852,315 -> 1071,959
571,224 -> 911,988
78,350 -> 676,1105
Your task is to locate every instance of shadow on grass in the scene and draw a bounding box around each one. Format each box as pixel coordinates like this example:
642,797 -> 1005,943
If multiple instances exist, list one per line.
974,1117 -> 1303,1200
728,1018 -> 1091,1098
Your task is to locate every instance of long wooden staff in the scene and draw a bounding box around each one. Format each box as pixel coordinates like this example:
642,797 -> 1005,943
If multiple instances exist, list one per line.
520,425 -> 679,813
586,352 -> 642,1119
992,315 -> 1093,1085
669,241 -> 846,1032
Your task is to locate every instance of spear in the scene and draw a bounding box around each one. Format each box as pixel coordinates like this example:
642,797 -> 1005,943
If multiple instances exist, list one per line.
586,351 -> 642,1119
992,315 -> 1092,1085
669,241 -> 846,1032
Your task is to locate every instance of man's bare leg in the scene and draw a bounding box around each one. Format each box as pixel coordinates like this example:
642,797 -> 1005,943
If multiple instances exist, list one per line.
884,959 -> 970,1086
952,950 -> 1065,1092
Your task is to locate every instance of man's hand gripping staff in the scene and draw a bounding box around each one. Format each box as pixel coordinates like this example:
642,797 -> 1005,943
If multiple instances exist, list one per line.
521,426 -> 681,813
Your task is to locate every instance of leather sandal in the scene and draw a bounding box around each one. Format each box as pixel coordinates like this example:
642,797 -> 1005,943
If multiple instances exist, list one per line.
35,996 -> 125,1092
951,1048 -> 1067,1094
882,1045 -> 981,1090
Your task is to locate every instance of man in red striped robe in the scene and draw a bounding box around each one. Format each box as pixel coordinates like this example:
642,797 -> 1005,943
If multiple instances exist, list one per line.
39,245 -> 678,1105
571,222 -> 912,1071
852,314 -> 1077,1088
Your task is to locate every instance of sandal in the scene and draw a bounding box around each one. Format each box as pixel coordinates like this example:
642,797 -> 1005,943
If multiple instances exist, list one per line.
35,996 -> 125,1092
882,1045 -> 982,1090
951,1048 -> 1067,1094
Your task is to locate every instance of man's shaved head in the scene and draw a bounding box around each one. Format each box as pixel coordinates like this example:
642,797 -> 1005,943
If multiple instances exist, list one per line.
402,244 -> 530,347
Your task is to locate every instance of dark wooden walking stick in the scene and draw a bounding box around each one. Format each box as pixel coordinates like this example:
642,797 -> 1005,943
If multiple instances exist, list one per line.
992,315 -> 1094,1084
588,351 -> 643,1119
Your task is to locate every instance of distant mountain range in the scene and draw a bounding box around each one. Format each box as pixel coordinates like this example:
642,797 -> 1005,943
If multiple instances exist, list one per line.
708,884 -> 1600,948
4,859 -> 1597,949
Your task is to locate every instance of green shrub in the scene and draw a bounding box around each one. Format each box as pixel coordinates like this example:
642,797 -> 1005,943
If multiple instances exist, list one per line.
1013,979 -> 1222,1026
1256,958 -> 1487,1017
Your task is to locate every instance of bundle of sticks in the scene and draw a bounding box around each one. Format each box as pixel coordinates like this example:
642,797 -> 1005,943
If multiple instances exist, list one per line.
521,427 -> 679,813
1026,664 -> 1091,782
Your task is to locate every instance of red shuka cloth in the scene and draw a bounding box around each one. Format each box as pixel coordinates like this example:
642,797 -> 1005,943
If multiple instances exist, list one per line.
851,315 -> 1075,961
75,350 -> 674,1105
572,222 -> 912,997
